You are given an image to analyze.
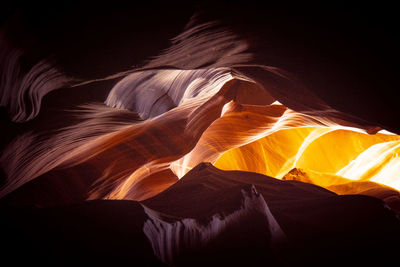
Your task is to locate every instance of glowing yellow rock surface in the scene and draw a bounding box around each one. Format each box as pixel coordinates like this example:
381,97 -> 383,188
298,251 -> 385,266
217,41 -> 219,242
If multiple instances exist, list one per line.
215,127 -> 400,194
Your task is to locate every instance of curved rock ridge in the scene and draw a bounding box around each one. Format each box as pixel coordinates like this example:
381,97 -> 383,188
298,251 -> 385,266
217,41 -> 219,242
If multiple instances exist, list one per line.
105,68 -> 234,120
0,29 -> 73,122
143,184 -> 285,265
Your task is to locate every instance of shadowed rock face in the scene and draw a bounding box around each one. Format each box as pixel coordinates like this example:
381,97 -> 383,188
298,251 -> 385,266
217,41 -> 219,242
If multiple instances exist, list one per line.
144,164 -> 400,265
143,183 -> 285,266
2,164 -> 399,266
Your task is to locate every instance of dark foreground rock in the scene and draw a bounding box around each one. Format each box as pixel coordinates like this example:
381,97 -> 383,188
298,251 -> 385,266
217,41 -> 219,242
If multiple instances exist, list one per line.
2,163 -> 399,266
